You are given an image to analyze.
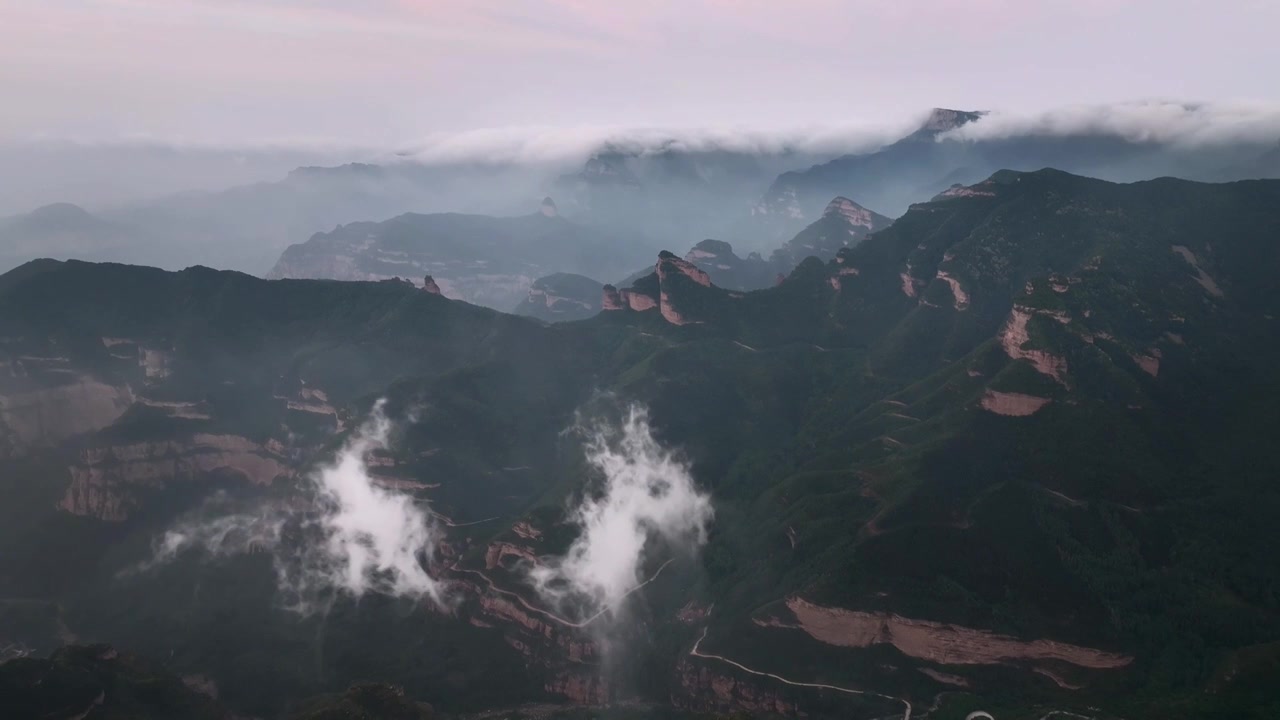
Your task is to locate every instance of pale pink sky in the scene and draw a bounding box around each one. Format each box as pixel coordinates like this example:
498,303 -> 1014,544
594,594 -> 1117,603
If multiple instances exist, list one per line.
1,0 -> 1277,145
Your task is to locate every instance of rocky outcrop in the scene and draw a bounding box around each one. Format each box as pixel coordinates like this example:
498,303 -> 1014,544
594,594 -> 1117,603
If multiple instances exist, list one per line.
1131,350 -> 1161,377
828,265 -> 860,291
0,377 -> 134,452
656,251 -> 711,287
422,275 -> 442,295
609,251 -> 731,324
981,390 -> 1051,416
919,667 -> 970,687
999,306 -> 1069,385
621,288 -> 657,312
935,269 -> 970,310
781,597 -> 1131,669
484,541 -> 537,570
59,435 -> 292,521
1171,245 -> 1224,297
918,107 -> 986,133
900,271 -> 921,298
770,197 -> 892,268
601,284 -> 623,311
823,196 -> 878,229
937,180 -> 998,200
511,521 -> 542,540
659,292 -> 693,325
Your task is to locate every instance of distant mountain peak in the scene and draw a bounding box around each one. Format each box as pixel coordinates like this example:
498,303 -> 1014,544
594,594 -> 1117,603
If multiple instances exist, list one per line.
918,107 -> 986,134
823,196 -> 878,228
539,197 -> 558,218
686,238 -> 734,261
27,202 -> 93,222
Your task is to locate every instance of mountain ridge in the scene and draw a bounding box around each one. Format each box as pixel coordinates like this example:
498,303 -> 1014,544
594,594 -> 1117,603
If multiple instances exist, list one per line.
0,169 -> 1278,719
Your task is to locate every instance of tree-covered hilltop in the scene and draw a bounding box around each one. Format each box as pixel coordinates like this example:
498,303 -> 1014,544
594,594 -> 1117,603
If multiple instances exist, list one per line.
1,169 -> 1278,719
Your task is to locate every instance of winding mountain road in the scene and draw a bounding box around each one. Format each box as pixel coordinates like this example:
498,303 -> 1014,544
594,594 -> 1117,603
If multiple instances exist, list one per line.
456,558 -> 676,629
689,627 -> 914,720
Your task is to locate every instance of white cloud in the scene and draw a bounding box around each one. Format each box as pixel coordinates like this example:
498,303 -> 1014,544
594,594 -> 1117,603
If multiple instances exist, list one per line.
310,401 -> 445,603
530,406 -> 713,622
133,401 -> 449,613
945,102 -> 1280,147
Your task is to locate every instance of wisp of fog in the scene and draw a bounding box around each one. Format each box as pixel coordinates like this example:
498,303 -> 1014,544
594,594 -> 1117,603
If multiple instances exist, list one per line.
530,405 -> 713,623
135,400 -> 448,612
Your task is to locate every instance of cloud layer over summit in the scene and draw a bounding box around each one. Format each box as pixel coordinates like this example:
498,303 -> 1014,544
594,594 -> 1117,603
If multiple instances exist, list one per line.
2,0 -> 1278,145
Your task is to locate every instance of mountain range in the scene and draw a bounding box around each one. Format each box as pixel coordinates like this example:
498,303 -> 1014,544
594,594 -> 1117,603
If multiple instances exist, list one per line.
3,107 -> 1279,287
1,168 -> 1277,719
265,197 -> 652,310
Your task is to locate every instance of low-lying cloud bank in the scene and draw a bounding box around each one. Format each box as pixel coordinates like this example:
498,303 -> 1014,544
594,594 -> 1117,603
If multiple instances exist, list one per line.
393,124 -> 905,167
943,101 -> 1280,146
530,405 -> 713,623
136,401 -> 447,613
386,102 -> 1280,166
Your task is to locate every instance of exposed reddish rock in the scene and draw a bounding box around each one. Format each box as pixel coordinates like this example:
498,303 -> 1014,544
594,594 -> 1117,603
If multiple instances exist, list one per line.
938,182 -> 997,199
783,597 -> 1131,669
673,657 -> 800,716
0,377 -> 134,451
422,275 -> 442,295
934,270 -> 970,310
601,284 -> 623,311
484,541 -> 537,570
1131,352 -> 1161,377
656,251 -> 712,287
621,288 -> 657,312
511,521 -> 542,540
1170,245 -> 1224,297
980,390 -> 1051,417
59,435 -> 292,521
999,305 -> 1068,385
545,670 -> 607,704
475,591 -> 554,638
139,348 -> 171,380
829,266 -> 860,291
900,271 -> 920,298
919,668 -> 970,687
823,197 -> 877,228
659,292 -> 695,325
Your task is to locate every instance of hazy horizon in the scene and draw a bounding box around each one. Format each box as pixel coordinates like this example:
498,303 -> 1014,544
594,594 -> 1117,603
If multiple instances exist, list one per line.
3,1 -> 1279,147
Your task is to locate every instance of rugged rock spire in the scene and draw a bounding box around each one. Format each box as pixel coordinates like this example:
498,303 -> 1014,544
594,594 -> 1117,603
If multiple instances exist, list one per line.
422,275 -> 442,295
601,284 -> 623,311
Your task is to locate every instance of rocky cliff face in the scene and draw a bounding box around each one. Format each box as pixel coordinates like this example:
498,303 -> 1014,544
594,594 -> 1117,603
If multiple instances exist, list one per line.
605,251 -> 729,326
0,376 -> 134,452
60,434 -> 292,521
